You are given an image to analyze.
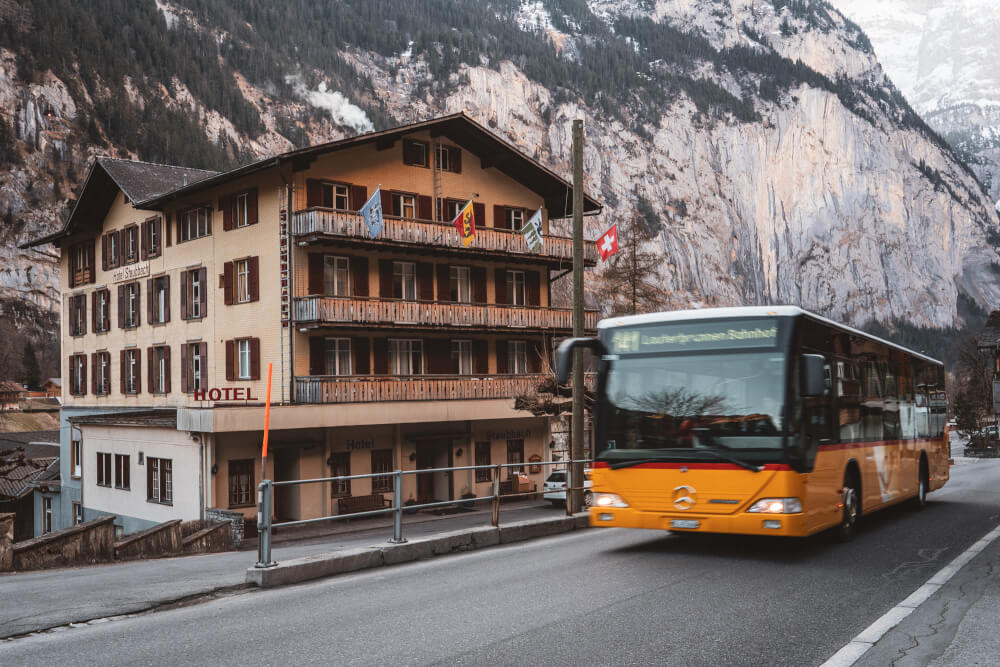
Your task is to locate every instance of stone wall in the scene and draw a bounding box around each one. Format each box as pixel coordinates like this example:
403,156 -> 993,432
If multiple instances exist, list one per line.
10,515 -> 115,571
0,513 -> 13,570
114,520 -> 182,561
207,507 -> 246,548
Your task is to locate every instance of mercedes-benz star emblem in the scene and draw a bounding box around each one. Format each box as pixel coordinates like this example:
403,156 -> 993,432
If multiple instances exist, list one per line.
673,485 -> 696,510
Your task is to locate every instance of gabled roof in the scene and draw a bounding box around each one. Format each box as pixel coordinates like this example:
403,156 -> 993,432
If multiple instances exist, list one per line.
0,457 -> 57,499
20,158 -> 217,249
0,380 -> 24,393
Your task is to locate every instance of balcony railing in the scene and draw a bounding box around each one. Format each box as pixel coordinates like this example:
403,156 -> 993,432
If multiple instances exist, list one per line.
292,207 -> 598,263
294,296 -> 599,331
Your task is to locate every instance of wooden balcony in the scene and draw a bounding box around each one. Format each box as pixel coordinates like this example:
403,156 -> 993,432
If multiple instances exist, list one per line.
295,373 -> 594,404
292,208 -> 598,264
294,296 -> 599,332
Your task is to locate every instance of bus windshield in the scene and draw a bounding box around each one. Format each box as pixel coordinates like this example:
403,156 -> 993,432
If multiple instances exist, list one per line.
603,351 -> 787,458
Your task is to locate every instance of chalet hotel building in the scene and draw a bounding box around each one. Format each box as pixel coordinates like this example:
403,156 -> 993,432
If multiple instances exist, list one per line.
23,113 -> 600,534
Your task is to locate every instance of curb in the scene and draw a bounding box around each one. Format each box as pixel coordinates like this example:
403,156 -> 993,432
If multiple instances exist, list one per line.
246,513 -> 591,588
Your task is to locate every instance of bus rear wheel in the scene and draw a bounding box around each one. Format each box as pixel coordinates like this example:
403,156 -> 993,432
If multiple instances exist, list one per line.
838,473 -> 861,542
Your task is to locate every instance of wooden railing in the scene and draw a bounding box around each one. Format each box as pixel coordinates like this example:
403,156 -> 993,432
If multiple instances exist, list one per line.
295,373 -> 595,404
294,296 -> 599,331
292,207 -> 598,263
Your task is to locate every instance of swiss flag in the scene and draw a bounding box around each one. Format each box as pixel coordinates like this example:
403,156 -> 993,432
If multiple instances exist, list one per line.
596,223 -> 619,261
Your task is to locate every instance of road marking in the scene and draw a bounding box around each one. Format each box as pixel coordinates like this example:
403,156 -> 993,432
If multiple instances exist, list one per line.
820,522 -> 1000,667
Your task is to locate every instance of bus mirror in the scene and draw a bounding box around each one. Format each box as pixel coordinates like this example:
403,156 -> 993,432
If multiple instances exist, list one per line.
801,354 -> 826,397
555,337 -> 607,385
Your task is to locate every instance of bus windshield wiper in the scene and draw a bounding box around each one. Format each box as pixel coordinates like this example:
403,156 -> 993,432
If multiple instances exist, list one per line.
692,428 -> 764,473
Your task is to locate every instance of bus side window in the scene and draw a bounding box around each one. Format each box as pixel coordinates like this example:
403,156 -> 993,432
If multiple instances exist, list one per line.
837,359 -> 863,441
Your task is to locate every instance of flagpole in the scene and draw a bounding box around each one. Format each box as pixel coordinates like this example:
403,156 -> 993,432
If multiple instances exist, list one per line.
571,119 -> 585,516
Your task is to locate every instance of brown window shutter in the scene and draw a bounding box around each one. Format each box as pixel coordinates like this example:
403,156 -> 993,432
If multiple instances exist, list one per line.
527,272 -> 540,306
176,213 -> 184,244
91,353 -> 98,394
436,264 -> 450,301
153,217 -> 162,256
352,256 -> 368,297
135,283 -> 141,327
472,267 -> 486,304
494,268 -> 507,305
180,271 -> 188,320
493,205 -> 506,230
181,343 -> 189,393
198,268 -> 207,317
223,261 -> 234,305
308,254 -> 324,295
354,337 -> 370,375
496,340 -> 509,374
373,338 -> 388,375
119,350 -> 126,394
140,222 -> 148,260
104,353 -> 111,394
248,188 -> 258,225
221,195 -> 233,231
225,340 -> 235,381
101,234 -> 109,270
146,279 -> 154,324
349,185 -> 368,210
308,337 -> 325,375
200,342 -> 208,385
147,347 -> 154,394
147,462 -> 153,499
250,338 -> 260,380
163,275 -> 170,322
306,179 -> 323,208
378,259 -> 393,298
91,292 -> 97,332
402,139 -> 418,165
80,354 -> 87,396
163,346 -> 171,393
117,285 -> 125,328
450,147 -> 461,173
134,350 -> 141,394
417,262 -> 434,301
103,290 -> 110,331
164,213 -> 172,247
82,296 -> 87,335
88,239 -> 96,282
417,195 -> 432,220
473,340 -> 488,374
380,189 -> 392,215
473,203 -> 485,230
249,256 -> 260,302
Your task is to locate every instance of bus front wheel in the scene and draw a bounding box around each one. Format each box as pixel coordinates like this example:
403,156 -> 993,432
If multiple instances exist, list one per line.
838,473 -> 861,542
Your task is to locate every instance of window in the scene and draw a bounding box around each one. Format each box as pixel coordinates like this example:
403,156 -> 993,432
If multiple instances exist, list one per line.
70,294 -> 87,336
115,454 -> 130,490
475,441 -> 491,482
94,289 -> 110,333
227,338 -> 259,382
224,257 -> 257,305
142,217 -> 161,259
389,339 -> 423,375
391,193 -> 416,218
235,193 -> 249,227
69,240 -> 94,286
147,457 -> 173,504
325,256 -> 350,297
72,501 -> 82,526
449,266 -> 471,303
507,439 -> 525,475
70,354 -> 87,396
330,452 -> 351,498
151,276 -> 169,324
325,338 -> 352,376
392,261 -> 416,301
402,139 -> 429,167
123,225 -> 138,263
236,259 -> 251,303
223,190 -> 258,230
97,452 -> 111,487
151,346 -> 169,394
71,437 -> 82,478
238,339 -> 251,379
95,351 -> 110,395
122,282 -> 140,328
322,183 -> 350,210
508,341 -> 527,375
452,340 -> 473,375
507,208 -> 525,230
186,343 -> 204,392
435,144 -> 461,173
43,497 -> 52,533
371,449 -> 393,493
103,231 -> 120,269
444,199 -> 464,221
183,268 -> 205,319
123,348 -> 140,394
179,206 -> 211,241
228,459 -> 254,507
506,270 -> 526,306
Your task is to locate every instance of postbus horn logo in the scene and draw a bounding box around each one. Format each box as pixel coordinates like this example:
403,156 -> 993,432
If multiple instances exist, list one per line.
673,485 -> 696,510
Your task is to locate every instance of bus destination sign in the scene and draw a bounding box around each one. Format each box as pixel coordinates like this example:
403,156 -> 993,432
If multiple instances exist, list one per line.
609,319 -> 779,355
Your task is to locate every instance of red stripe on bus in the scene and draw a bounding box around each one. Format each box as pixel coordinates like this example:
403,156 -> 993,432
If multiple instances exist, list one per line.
592,461 -> 792,471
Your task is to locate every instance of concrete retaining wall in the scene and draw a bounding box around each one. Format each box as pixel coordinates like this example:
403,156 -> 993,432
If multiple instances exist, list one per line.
114,520 -> 182,561
10,516 -> 115,571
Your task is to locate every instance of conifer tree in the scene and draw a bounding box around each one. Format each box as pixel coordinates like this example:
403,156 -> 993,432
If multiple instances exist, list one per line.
593,214 -> 668,316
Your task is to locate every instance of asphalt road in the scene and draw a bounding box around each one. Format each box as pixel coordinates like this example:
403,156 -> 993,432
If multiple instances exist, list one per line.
5,459 -> 1000,667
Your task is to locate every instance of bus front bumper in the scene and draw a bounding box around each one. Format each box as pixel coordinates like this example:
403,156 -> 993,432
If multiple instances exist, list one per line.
589,506 -> 809,537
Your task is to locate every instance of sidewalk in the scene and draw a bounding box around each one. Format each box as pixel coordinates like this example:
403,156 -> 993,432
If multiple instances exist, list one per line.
0,500 -> 572,639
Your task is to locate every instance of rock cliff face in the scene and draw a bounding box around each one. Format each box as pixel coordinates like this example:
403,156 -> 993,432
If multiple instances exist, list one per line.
1,0 -> 998,379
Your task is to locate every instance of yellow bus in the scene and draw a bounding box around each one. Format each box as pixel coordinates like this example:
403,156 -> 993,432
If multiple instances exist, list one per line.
556,307 -> 949,539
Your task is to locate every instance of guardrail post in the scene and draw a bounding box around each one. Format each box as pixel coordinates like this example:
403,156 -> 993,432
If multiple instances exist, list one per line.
566,464 -> 573,517
388,469 -> 407,544
255,479 -> 276,568
491,464 -> 501,527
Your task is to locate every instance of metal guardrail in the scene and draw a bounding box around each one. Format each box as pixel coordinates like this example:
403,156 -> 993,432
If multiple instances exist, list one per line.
255,459 -> 593,568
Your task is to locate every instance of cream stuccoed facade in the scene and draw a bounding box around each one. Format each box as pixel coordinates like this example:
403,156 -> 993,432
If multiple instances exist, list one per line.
25,113 -> 600,536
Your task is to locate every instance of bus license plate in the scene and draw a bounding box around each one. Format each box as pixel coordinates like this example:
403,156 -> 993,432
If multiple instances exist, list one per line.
671,519 -> 700,530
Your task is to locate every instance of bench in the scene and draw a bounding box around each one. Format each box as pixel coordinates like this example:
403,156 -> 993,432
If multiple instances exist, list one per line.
338,494 -> 391,516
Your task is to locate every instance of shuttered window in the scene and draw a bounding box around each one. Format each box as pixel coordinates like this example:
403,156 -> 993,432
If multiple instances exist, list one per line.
228,459 -> 255,507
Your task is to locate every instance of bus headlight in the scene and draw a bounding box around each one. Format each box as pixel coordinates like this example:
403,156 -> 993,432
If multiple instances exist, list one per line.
594,493 -> 629,508
747,497 -> 802,514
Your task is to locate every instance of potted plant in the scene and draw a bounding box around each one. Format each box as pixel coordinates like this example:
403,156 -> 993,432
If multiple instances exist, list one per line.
403,498 -> 419,515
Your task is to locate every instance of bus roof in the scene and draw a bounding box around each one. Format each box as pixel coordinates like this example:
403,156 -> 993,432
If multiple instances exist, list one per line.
597,306 -> 943,366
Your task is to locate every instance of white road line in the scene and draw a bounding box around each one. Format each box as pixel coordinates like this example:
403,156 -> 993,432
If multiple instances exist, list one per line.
820,523 -> 1000,667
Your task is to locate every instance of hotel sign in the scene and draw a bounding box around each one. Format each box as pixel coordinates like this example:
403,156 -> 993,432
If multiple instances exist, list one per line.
194,387 -> 258,402
112,262 -> 150,283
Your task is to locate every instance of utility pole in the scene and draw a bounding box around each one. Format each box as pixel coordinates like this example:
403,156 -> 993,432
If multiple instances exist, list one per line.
570,119 -> 585,515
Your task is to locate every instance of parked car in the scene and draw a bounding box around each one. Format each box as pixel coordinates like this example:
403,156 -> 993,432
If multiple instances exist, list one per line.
542,469 -> 593,507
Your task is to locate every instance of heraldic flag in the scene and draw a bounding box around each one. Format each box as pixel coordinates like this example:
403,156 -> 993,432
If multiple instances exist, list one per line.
360,186 -> 384,239
452,199 -> 476,247
520,208 -> 544,253
597,223 -> 619,261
